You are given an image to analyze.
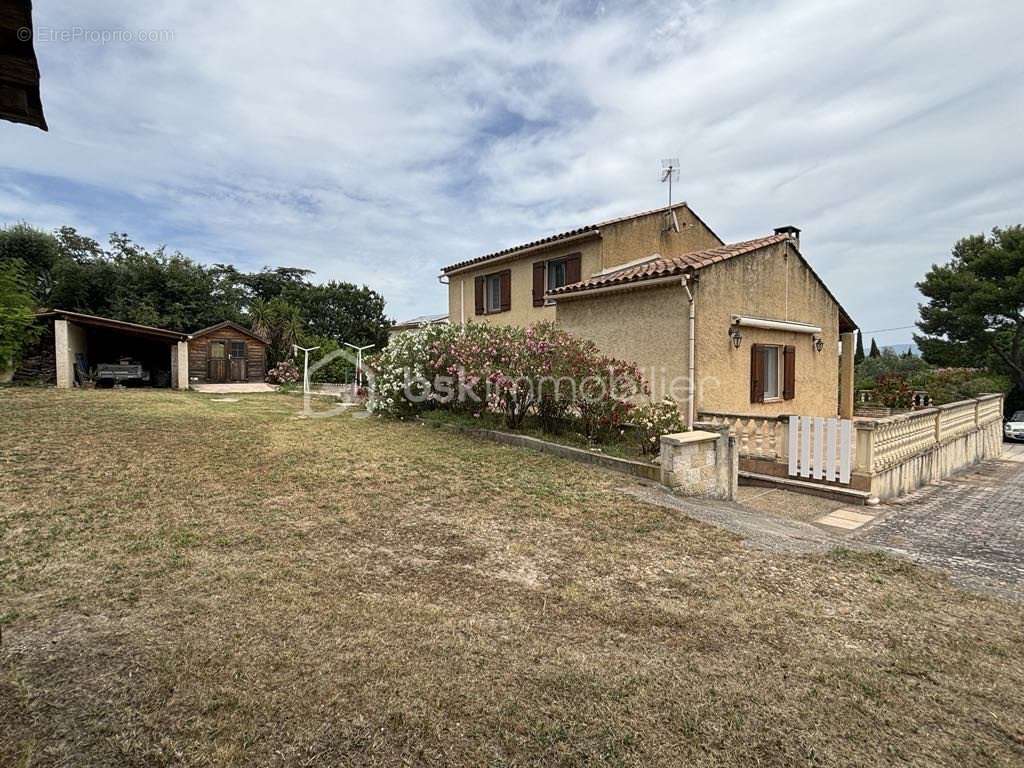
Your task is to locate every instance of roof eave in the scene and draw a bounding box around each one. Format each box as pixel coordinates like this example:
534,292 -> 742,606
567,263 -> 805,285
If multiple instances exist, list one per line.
549,273 -> 688,301
441,229 -> 602,277
36,309 -> 188,341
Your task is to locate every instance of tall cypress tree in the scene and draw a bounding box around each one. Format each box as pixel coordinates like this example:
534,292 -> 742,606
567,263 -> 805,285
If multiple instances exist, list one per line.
855,332 -> 865,364
869,338 -> 881,358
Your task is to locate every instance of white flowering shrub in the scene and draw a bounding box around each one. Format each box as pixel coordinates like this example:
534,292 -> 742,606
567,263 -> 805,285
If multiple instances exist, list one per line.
632,398 -> 683,455
368,322 -> 461,417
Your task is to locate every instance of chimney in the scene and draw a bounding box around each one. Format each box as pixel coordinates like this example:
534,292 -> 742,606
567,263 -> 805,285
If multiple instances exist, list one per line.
774,225 -> 800,250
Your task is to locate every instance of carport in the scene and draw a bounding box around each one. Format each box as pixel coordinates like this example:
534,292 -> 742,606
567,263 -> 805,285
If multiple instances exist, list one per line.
40,310 -> 190,390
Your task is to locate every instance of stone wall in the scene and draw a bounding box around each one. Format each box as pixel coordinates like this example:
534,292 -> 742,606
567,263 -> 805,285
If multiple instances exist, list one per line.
660,424 -> 738,500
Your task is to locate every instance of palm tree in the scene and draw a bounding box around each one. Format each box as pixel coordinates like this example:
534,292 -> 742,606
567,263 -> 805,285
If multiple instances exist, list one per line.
249,298 -> 272,341
248,297 -> 304,366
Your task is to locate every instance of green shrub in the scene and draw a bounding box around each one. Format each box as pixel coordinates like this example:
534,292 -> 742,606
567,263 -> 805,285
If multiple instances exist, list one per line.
299,335 -> 357,384
854,351 -> 930,391
919,368 -> 1010,405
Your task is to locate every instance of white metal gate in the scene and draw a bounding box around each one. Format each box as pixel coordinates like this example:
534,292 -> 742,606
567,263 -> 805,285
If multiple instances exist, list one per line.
788,416 -> 853,484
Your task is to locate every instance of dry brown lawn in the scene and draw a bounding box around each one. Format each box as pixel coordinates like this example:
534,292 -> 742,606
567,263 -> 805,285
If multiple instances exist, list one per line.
1,388 -> 1022,767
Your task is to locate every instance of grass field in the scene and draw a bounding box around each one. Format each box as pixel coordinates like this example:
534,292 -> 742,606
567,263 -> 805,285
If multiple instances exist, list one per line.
2,388 -> 1023,766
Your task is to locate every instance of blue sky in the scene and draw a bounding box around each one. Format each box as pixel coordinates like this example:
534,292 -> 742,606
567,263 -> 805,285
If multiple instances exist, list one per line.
2,0 -> 1023,344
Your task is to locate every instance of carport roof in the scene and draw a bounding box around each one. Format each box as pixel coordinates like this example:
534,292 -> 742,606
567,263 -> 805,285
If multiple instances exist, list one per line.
37,310 -> 189,341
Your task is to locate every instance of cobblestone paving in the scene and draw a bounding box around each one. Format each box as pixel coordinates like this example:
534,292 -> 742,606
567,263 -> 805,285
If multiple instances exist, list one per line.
856,450 -> 1024,599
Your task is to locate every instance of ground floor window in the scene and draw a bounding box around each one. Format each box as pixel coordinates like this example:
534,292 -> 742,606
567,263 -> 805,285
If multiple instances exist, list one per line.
761,345 -> 780,400
751,343 -> 795,403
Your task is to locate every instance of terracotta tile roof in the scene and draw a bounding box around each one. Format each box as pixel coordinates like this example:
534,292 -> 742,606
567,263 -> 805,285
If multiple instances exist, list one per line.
548,234 -> 791,297
441,202 -> 698,274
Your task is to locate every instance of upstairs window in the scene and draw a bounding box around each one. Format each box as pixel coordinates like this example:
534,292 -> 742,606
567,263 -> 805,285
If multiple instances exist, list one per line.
547,259 -> 568,291
474,270 -> 511,315
486,274 -> 502,313
533,253 -> 582,306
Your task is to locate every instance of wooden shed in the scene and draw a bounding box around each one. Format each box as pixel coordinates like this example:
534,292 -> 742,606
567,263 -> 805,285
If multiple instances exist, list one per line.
188,321 -> 268,385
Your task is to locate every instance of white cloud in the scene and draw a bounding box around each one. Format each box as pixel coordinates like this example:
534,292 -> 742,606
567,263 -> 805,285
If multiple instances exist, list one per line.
1,0 -> 1023,339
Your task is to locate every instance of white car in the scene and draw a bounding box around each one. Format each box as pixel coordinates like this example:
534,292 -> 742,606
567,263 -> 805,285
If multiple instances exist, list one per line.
1005,411 -> 1024,442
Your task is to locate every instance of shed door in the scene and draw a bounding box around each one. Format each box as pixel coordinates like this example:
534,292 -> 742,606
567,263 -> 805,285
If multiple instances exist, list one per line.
229,341 -> 248,382
207,341 -> 228,382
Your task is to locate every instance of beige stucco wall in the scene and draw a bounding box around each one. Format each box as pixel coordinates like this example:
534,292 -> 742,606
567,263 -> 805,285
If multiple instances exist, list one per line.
555,283 -> 690,404
695,241 -> 841,418
55,319 -> 88,389
557,240 -> 844,419
597,205 -> 722,271
447,237 -> 602,328
446,205 -> 722,328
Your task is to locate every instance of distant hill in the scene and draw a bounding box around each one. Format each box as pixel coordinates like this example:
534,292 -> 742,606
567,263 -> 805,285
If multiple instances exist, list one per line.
882,343 -> 920,357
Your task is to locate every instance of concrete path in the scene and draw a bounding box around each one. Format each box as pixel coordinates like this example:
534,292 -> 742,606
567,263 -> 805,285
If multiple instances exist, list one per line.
621,483 -> 848,555
625,444 -> 1024,600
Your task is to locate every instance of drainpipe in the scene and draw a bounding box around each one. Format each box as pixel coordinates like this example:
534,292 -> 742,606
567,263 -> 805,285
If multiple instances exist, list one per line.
682,273 -> 696,429
438,273 -> 464,326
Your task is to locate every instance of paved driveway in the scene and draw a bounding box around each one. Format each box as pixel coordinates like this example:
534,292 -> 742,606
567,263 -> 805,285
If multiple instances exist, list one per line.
855,443 -> 1024,598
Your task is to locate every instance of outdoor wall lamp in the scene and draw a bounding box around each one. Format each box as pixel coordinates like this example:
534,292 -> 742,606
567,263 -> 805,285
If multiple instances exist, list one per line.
813,335 -> 825,352
729,327 -> 743,349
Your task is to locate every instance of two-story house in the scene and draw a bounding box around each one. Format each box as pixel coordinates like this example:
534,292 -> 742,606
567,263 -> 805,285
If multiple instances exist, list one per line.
439,203 -> 858,429
440,203 -> 722,326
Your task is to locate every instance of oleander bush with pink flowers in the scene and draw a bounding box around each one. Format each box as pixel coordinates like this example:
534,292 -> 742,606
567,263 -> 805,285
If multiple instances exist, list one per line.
369,321 -> 659,442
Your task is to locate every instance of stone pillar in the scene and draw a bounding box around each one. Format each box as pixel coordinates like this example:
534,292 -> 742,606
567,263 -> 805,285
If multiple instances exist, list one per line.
660,425 -> 737,500
54,319 -> 72,389
853,420 -> 876,474
839,331 -> 856,419
776,415 -> 791,464
175,341 -> 190,389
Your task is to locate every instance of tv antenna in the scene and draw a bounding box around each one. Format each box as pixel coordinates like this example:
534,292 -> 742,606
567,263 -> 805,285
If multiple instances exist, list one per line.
660,158 -> 681,232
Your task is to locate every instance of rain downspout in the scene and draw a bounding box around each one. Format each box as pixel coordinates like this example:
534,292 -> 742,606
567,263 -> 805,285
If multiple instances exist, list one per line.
682,273 -> 696,429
